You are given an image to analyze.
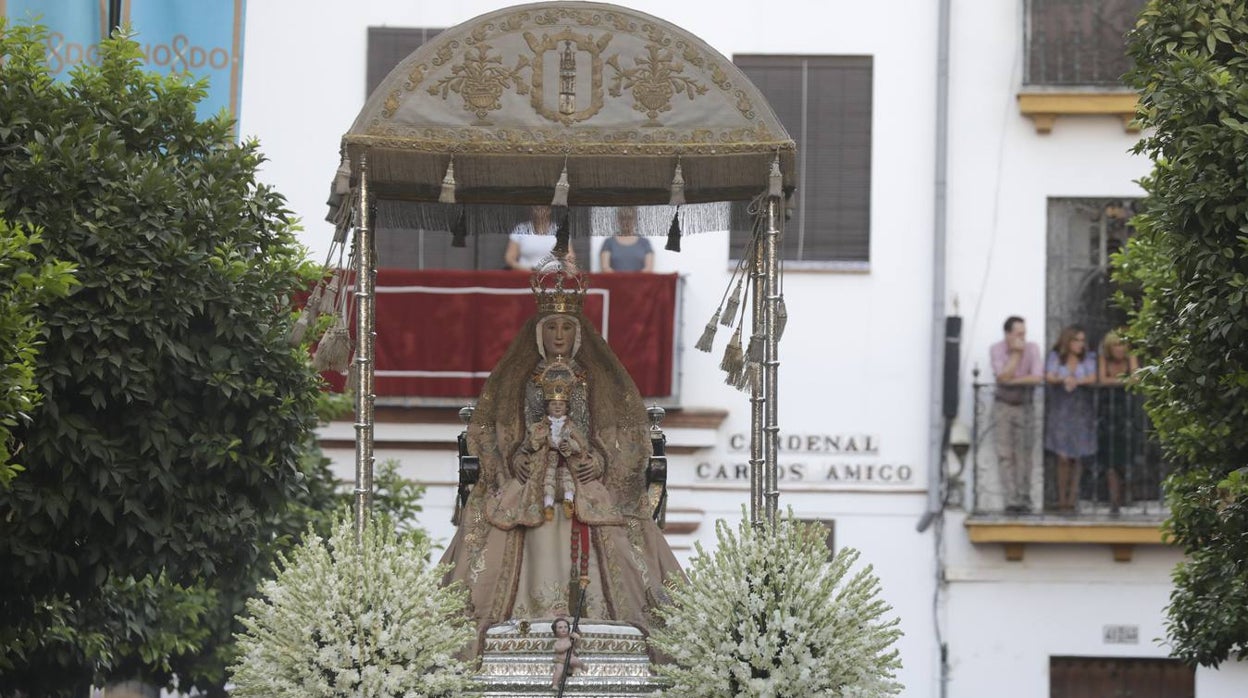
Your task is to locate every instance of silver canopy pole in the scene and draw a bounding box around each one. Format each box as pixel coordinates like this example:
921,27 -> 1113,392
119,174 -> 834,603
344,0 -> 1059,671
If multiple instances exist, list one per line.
353,153 -> 376,541
749,226 -> 766,526
763,197 -> 781,525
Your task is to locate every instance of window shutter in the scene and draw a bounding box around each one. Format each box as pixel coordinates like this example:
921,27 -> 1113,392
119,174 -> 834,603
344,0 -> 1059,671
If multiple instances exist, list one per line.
732,55 -> 872,266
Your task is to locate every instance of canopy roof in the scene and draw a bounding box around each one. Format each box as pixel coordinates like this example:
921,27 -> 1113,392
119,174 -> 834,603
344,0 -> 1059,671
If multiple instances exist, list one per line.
337,1 -> 796,209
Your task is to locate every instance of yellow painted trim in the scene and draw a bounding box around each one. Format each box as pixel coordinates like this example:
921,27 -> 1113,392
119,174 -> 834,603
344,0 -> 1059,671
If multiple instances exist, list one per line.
965,521 -> 1166,545
1017,91 -> 1140,134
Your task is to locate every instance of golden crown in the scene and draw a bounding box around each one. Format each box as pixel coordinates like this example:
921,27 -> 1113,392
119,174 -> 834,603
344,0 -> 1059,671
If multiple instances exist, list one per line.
531,256 -> 587,315
538,357 -> 576,401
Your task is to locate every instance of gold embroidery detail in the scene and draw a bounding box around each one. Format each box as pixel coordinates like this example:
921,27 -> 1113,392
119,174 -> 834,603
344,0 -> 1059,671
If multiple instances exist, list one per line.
523,29 -> 613,125
428,43 -> 531,124
349,125 -> 789,156
382,90 -> 401,119
403,62 -> 427,92
431,38 -> 460,67
607,43 -> 708,126
374,7 -> 768,127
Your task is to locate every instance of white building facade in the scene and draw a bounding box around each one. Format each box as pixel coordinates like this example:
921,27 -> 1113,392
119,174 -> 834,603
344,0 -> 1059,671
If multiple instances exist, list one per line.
236,1 -> 1247,695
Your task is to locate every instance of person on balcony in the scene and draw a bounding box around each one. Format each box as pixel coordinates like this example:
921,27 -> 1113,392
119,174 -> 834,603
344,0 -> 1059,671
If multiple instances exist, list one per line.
505,205 -> 575,270
599,206 -> 654,272
990,316 -> 1044,513
1045,325 -> 1098,513
1097,331 -> 1140,515
439,257 -> 682,658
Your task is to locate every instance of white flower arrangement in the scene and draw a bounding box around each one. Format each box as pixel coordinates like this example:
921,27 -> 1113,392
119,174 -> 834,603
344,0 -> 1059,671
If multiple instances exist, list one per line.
229,515 -> 480,697
651,511 -> 903,697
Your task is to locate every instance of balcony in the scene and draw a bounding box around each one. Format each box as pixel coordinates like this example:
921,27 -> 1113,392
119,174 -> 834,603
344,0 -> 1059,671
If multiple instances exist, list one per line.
964,381 -> 1170,561
1019,0 -> 1146,134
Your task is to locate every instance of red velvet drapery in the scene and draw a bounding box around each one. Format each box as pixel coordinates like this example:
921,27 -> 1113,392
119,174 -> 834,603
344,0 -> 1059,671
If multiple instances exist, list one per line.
322,269 -> 677,398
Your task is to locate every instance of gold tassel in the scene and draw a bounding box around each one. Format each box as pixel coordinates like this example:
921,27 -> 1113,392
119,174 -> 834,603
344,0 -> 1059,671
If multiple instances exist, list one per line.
747,334 -> 763,363
317,274 -> 340,317
333,156 -> 351,197
737,334 -> 763,391
669,161 -> 686,206
721,277 -> 744,327
288,282 -> 324,347
776,294 -> 788,340
694,310 -> 720,353
438,157 -> 457,204
288,309 -> 313,347
720,326 -> 744,378
768,153 -> 783,199
739,361 -> 760,392
665,208 -> 681,252
551,162 -> 570,207
326,154 -> 351,210
313,318 -> 352,373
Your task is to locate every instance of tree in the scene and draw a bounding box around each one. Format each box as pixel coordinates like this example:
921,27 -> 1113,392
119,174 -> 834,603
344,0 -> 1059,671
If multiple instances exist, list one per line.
230,515 -> 479,697
1121,0 -> 1248,667
0,23 -> 338,694
651,512 -> 902,697
0,219 -> 76,487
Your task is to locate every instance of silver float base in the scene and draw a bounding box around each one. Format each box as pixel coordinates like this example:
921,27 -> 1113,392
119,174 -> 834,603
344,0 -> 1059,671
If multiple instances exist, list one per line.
475,620 -> 668,697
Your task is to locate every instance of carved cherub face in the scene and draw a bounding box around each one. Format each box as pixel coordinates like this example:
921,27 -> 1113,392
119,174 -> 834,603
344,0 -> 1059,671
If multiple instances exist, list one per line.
547,399 -> 568,418
552,618 -> 571,637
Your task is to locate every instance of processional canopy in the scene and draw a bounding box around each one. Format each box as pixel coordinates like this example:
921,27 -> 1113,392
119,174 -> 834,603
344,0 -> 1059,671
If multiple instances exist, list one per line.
328,1 -> 795,236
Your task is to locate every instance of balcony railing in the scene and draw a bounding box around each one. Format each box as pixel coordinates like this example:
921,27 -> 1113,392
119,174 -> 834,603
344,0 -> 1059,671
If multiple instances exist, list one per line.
968,381 -> 1168,520
1024,0 -> 1146,87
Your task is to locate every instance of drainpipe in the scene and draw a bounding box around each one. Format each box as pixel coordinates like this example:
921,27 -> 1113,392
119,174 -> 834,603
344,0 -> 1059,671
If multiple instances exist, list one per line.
919,0 -> 952,536
918,0 -> 953,696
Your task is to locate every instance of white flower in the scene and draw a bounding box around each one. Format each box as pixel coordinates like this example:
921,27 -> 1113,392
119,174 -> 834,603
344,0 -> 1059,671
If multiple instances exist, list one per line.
652,510 -> 903,697
229,515 -> 480,697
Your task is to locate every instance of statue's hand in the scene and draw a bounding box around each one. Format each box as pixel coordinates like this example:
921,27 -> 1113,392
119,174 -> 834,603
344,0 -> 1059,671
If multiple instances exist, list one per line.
572,456 -> 601,484
514,456 -> 532,483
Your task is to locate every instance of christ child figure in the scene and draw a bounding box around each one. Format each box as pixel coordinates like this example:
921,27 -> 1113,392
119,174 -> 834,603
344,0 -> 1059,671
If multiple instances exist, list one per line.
550,616 -> 584,688
527,390 -> 587,522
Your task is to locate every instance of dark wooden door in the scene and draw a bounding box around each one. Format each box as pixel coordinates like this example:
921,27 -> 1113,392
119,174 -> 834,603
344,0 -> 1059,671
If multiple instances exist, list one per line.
1050,657 -> 1195,698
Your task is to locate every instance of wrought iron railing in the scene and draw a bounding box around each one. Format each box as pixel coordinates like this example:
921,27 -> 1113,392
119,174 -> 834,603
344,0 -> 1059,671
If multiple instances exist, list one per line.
967,378 -> 1168,518
1024,0 -> 1147,87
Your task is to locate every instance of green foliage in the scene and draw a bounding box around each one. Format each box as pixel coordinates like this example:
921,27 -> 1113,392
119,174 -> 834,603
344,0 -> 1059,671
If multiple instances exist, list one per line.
1120,0 -> 1248,667
0,22 -> 338,694
0,219 -> 76,487
230,514 -> 479,698
651,511 -> 902,697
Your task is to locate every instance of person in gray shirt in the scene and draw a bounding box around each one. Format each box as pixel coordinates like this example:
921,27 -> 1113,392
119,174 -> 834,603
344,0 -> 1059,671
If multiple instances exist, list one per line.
599,207 -> 654,272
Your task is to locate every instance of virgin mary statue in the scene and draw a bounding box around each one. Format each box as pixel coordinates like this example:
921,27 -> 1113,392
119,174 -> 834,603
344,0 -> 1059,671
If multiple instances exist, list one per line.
440,257 -> 683,656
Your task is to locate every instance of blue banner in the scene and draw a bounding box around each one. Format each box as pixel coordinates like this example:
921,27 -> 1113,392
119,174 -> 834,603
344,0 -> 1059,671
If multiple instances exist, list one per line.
2,0 -> 246,122
3,1 -> 105,75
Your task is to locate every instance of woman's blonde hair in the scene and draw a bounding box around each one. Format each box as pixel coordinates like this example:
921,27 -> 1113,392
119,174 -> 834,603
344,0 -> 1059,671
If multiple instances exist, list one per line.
1100,330 -> 1127,357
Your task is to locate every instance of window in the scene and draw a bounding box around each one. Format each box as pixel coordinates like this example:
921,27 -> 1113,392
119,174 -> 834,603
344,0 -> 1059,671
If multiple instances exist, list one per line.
1025,0 -> 1147,87
367,27 -> 446,97
1045,198 -> 1138,348
731,55 -> 872,269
